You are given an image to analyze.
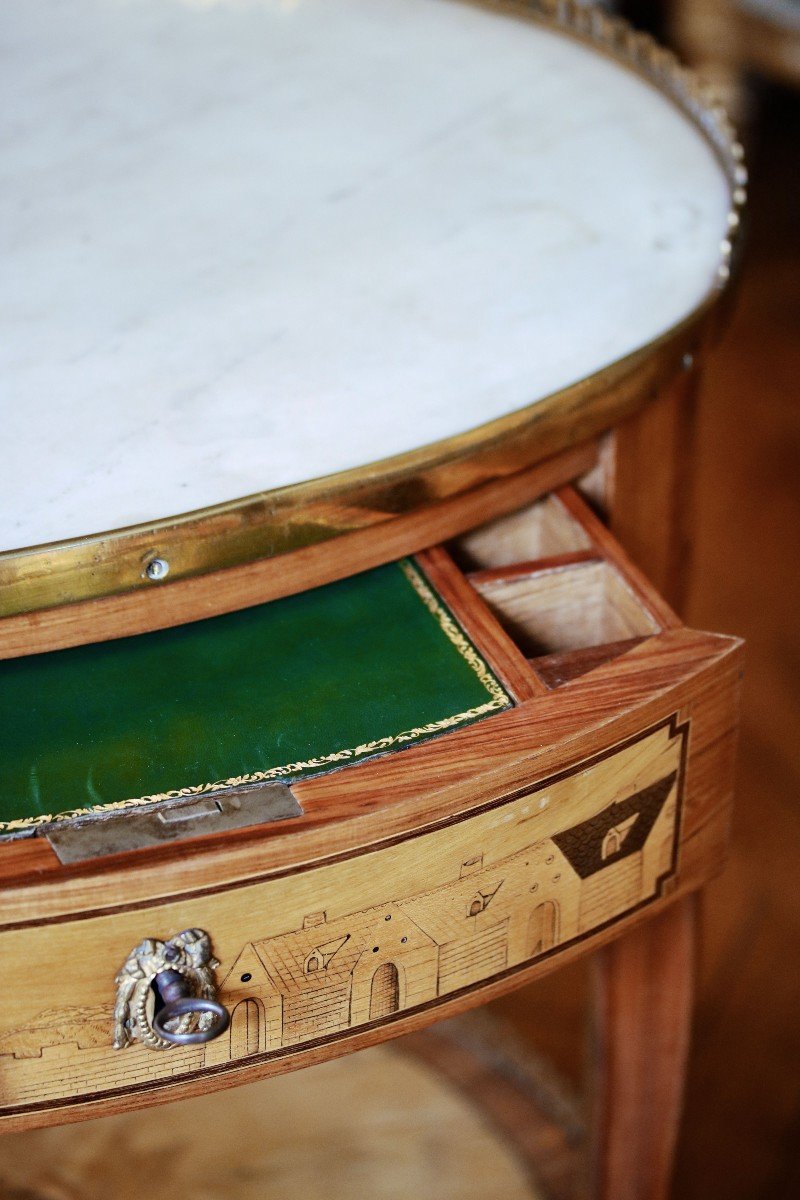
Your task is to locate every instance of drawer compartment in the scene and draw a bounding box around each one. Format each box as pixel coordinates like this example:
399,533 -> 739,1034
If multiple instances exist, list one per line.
451,486 -> 680,687
472,560 -> 659,657
452,492 -> 592,571
0,488 -> 742,1130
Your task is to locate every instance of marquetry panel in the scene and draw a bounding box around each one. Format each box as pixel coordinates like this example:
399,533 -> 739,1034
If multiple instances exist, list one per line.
0,718 -> 685,1123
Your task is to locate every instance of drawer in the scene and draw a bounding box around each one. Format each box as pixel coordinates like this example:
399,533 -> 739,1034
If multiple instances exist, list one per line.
0,487 -> 742,1129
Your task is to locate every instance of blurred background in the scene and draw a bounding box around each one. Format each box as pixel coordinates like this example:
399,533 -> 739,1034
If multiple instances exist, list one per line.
495,2 -> 800,1196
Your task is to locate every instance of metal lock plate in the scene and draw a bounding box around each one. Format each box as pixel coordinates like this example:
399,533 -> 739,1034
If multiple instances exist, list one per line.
44,782 -> 302,864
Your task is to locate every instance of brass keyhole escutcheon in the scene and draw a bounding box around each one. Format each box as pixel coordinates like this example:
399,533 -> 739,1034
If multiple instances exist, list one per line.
113,928 -> 229,1051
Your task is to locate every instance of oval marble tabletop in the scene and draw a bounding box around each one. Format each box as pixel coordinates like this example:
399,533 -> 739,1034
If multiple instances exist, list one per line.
1,0 -> 740,609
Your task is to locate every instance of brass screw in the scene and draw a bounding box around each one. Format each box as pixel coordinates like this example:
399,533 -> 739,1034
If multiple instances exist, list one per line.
145,557 -> 170,581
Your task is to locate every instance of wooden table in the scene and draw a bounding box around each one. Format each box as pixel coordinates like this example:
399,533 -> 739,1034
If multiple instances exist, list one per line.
0,3 -> 745,1198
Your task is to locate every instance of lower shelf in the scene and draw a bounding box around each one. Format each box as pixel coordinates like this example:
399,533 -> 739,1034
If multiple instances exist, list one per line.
0,1013 -> 581,1200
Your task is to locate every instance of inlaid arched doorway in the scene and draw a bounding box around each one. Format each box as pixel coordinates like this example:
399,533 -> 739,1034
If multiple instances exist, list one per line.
369,962 -> 400,1020
527,901 -> 559,958
229,997 -> 263,1059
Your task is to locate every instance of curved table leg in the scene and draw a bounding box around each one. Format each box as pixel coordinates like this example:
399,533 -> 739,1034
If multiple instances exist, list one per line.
588,896 -> 697,1200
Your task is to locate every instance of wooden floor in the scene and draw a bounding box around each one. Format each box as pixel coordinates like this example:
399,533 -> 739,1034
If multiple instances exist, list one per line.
495,81 -> 800,1200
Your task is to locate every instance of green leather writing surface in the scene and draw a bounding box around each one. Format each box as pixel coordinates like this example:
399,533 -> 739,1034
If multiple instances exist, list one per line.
0,560 -> 511,832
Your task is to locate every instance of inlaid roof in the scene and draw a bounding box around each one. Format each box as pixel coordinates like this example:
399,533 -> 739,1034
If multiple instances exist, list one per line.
552,773 -> 677,879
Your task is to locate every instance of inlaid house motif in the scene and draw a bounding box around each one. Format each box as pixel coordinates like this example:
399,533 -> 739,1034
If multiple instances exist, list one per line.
0,719 -> 684,1111
206,770 -> 677,1063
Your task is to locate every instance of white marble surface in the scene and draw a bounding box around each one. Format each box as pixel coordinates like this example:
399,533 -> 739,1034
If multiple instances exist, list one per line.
1,0 -> 731,552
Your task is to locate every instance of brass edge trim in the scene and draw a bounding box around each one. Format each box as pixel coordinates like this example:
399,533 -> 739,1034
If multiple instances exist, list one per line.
0,560 -> 511,832
1,0 -> 746,617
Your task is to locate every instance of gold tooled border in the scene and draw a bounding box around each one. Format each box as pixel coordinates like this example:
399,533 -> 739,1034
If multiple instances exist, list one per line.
399,559 -> 509,707
0,560 -> 511,833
